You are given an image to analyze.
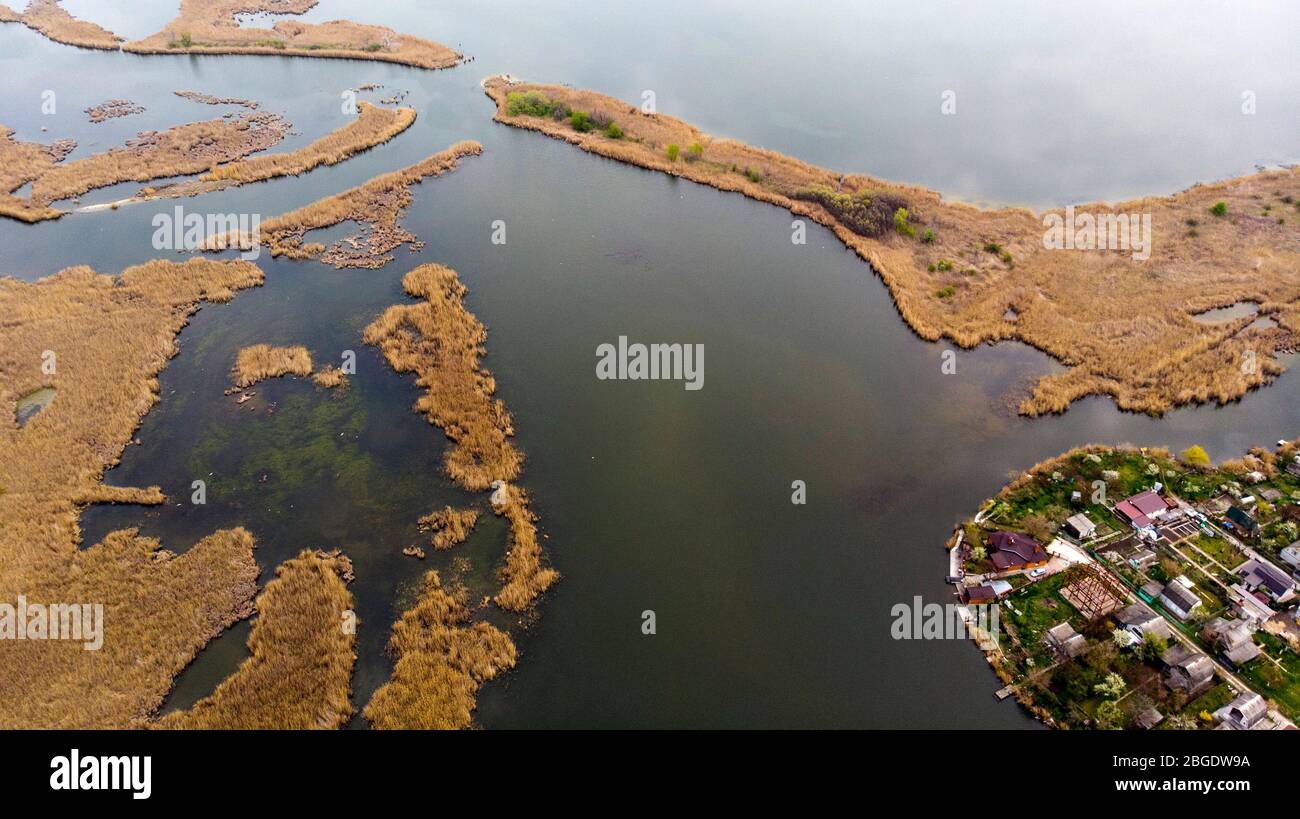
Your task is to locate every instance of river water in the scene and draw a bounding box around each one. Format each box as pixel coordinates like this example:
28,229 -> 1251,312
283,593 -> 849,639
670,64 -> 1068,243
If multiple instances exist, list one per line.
3,1 -> 1298,728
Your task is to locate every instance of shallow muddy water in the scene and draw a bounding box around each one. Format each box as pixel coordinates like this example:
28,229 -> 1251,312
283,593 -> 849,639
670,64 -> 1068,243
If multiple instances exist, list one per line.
14,386 -> 54,427
4,1 -> 1299,728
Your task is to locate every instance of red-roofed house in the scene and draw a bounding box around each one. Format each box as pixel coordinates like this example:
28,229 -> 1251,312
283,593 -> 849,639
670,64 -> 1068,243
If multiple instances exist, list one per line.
987,531 -> 1049,572
1115,490 -> 1173,529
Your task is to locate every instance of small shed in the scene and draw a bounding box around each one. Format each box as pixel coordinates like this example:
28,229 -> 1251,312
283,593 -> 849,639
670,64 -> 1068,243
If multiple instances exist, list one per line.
1065,512 -> 1096,540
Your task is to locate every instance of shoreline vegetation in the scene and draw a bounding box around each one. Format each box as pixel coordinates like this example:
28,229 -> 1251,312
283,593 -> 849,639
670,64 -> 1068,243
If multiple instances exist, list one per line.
231,344 -> 313,388
363,264 -> 524,493
0,0 -> 121,51
1,102 -> 415,223
362,264 -> 557,726
205,141 -> 483,268
155,550 -> 357,730
483,76 -> 1300,417
419,506 -> 480,551
229,344 -> 348,391
953,440 -> 1300,729
362,570 -> 516,729
0,136 -> 502,727
1,112 -> 293,223
0,259 -> 269,728
0,0 -> 461,69
147,102 -> 416,201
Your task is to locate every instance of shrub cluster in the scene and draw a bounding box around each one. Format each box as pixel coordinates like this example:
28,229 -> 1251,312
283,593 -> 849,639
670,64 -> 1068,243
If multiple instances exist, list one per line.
792,187 -> 911,239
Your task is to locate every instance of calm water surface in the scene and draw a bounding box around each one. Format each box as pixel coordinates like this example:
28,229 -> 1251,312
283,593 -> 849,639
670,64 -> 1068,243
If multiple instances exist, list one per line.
3,1 -> 1298,728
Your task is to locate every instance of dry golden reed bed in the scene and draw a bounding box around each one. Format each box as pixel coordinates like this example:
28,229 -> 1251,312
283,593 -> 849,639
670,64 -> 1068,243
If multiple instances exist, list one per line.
485,77 -> 1300,416
209,141 -> 483,268
204,103 -> 415,185
0,126 -> 68,222
143,103 -> 415,204
232,344 -> 313,388
362,264 -> 558,726
0,259 -> 270,728
419,506 -> 479,551
364,264 -> 523,491
155,550 -> 357,730
363,570 -> 516,730
0,112 -> 291,222
364,264 -> 558,614
311,365 -> 347,388
123,0 -> 461,70
0,0 -> 121,50
0,102 -> 415,221
492,482 -> 559,613
2,0 -> 459,69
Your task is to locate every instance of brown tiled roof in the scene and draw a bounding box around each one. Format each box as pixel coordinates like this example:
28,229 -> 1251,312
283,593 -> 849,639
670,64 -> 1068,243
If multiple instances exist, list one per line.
988,531 -> 1048,570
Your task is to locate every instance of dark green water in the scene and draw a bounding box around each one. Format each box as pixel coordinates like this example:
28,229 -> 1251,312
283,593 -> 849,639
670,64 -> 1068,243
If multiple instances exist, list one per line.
4,2 -> 1299,728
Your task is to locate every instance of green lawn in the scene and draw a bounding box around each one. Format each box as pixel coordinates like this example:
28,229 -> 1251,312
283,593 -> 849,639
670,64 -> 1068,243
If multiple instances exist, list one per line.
1238,634 -> 1300,720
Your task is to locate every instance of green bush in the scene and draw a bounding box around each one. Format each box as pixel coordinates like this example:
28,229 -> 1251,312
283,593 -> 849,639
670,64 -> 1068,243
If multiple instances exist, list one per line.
791,188 -> 910,239
604,122 -> 624,139
1210,201 -> 1227,217
363,42 -> 383,53
936,286 -> 956,299
687,142 -> 704,161
666,144 -> 680,162
921,228 -> 935,243
180,32 -> 193,48
936,259 -> 953,272
506,91 -> 555,118
570,111 -> 594,132
894,207 -> 916,237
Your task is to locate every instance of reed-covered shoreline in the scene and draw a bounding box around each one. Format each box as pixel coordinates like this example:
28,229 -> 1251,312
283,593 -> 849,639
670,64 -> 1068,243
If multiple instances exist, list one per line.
484,77 -> 1300,417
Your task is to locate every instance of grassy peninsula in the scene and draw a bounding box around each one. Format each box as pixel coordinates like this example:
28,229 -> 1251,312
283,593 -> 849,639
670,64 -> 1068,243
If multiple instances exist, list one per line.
484,77 -> 1300,417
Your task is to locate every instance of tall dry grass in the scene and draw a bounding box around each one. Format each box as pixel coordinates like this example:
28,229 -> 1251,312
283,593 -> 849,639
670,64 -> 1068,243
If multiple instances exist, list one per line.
231,344 -> 313,388
210,141 -> 482,267
28,112 -> 291,210
2,113 -> 293,222
419,505 -> 479,550
2,1 -> 458,68
0,0 -> 122,50
485,77 -> 1300,417
201,103 -> 415,185
311,365 -> 347,388
3,103 -> 411,220
154,550 -> 357,730
363,263 -> 523,490
0,259 -> 269,727
492,484 -> 560,612
363,570 -> 516,730
365,263 -> 558,613
0,126 -> 64,222
123,0 -> 460,70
